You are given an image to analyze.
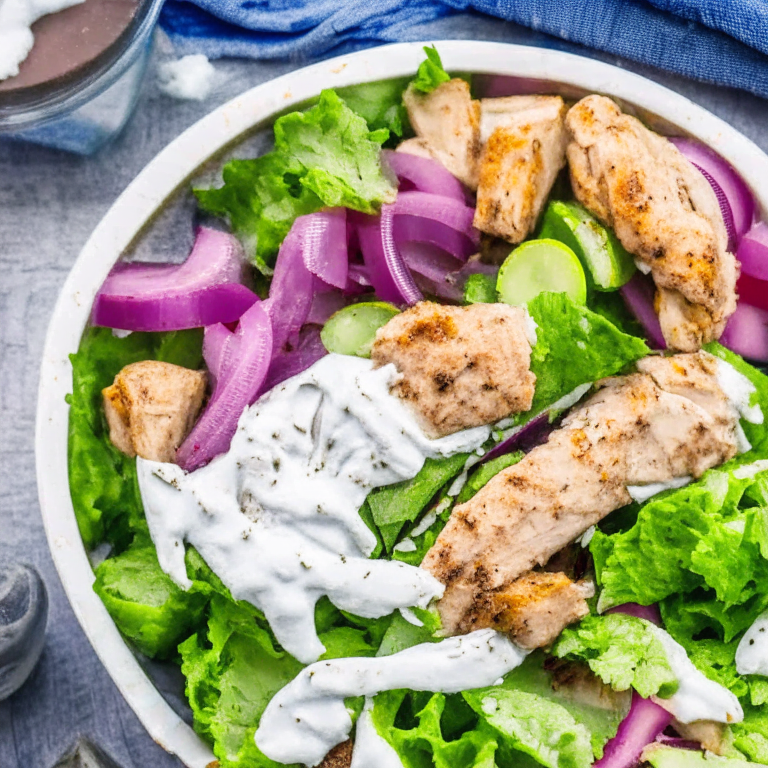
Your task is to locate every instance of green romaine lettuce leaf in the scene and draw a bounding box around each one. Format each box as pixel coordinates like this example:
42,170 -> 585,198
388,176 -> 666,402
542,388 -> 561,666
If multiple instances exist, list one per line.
67,327 -> 203,550
195,89 -> 396,271
644,744 -> 762,767
369,453 -> 469,551
592,467 -> 768,639
336,77 -> 412,137
526,292 -> 650,414
552,614 -> 678,698
410,45 -> 451,94
93,543 -> 210,658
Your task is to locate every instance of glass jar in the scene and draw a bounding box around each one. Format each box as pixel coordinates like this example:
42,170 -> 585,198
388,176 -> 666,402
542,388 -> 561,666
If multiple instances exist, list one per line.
0,0 -> 163,154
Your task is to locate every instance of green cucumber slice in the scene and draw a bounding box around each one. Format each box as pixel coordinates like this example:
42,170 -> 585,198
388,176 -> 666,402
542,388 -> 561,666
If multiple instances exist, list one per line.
463,273 -> 497,304
320,302 -> 400,358
539,200 -> 636,290
496,239 -> 587,307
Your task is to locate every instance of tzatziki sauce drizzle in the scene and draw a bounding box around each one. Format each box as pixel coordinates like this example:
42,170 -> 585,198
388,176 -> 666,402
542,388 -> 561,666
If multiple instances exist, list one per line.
255,629 -> 528,767
137,354 -> 490,664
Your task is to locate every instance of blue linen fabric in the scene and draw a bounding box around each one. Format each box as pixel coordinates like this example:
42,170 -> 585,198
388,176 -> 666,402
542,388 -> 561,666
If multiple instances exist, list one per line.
159,0 -> 768,98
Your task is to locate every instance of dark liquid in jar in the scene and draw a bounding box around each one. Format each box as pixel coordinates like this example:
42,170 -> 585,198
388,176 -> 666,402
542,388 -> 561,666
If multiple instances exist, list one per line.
0,0 -> 139,93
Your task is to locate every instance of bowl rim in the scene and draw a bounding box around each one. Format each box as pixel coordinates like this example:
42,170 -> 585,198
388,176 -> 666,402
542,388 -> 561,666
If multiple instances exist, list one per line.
35,39 -> 768,766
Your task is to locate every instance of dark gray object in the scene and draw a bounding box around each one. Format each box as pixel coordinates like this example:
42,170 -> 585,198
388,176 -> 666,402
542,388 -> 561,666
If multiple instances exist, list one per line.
0,563 -> 48,701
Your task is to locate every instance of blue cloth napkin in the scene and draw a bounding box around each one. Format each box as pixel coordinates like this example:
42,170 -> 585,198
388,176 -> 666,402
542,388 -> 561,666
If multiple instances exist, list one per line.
159,0 -> 768,99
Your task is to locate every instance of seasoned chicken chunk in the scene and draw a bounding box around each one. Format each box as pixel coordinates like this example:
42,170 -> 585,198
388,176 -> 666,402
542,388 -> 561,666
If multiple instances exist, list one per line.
423,353 -> 738,632
103,361 -> 206,463
671,720 -> 731,756
474,95 -> 568,243
371,302 -> 536,438
318,740 -> 353,768
466,571 -> 593,649
566,95 -> 738,351
403,79 -> 481,188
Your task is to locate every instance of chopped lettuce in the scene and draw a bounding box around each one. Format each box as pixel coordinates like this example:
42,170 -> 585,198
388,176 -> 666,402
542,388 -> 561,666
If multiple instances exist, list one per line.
93,543 -> 210,658
410,45 -> 451,94
592,467 -> 768,640
371,653 -> 625,768
337,77 -> 411,137
552,614 -> 678,698
643,744 -> 762,767
368,453 -> 469,552
67,327 -> 203,550
195,89 -> 396,271
391,451 -> 524,567
526,292 -> 650,415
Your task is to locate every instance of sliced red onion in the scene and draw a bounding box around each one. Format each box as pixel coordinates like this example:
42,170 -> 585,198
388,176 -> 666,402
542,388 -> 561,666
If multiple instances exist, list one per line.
654,735 -> 701,751
620,273 -> 667,350
400,243 -> 464,284
737,273 -> 768,312
266,218 -> 320,353
737,222 -> 768,281
594,692 -> 673,768
670,138 -> 755,247
394,191 -> 480,256
354,208 -> 423,306
482,412 -> 555,464
347,263 -> 372,288
720,301 -> 768,363
382,150 -> 468,203
93,227 -> 258,331
306,290 -> 349,325
607,603 -> 661,625
177,300 -> 273,471
300,208 -> 348,290
262,325 -> 327,393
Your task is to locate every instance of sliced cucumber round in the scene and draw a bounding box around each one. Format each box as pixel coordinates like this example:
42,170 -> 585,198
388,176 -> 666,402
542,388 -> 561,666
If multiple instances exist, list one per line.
321,302 -> 400,358
496,239 -> 587,307
538,200 -> 636,290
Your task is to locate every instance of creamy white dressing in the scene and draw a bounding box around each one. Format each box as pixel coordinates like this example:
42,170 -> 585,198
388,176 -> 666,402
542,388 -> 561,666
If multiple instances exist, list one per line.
627,476 -> 692,504
254,629 -> 528,767
650,626 -> 743,724
716,359 -> 764,427
634,258 -> 652,275
350,700 -> 404,768
0,0 -> 84,80
137,354 -> 489,664
734,459 -> 768,480
736,612 -> 768,677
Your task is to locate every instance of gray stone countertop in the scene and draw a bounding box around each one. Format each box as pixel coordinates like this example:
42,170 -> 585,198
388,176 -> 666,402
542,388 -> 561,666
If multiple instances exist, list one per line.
2,11 -> 768,768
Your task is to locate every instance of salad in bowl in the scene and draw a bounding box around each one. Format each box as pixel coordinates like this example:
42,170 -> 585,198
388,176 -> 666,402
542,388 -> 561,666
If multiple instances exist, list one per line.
62,45 -> 768,768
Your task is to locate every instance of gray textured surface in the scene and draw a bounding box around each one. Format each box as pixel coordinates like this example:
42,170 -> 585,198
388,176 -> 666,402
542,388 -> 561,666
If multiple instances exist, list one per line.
2,11 -> 768,768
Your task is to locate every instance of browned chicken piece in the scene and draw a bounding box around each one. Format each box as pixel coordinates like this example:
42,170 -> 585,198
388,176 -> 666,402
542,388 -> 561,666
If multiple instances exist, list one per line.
474,95 -> 568,244
317,740 -> 353,768
371,301 -> 536,438
402,79 -> 481,189
566,95 -> 738,351
550,660 -> 631,714
463,571 -> 594,649
422,352 -> 738,632
103,361 -> 207,463
671,720 -> 731,756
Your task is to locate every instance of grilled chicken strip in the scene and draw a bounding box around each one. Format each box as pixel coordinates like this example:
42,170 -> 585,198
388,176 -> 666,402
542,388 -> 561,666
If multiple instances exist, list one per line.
318,740 -> 353,768
402,79 -> 481,189
422,352 -> 739,635
103,361 -> 207,463
474,95 -> 568,243
371,301 -> 536,438
466,571 -> 594,649
566,95 -> 738,351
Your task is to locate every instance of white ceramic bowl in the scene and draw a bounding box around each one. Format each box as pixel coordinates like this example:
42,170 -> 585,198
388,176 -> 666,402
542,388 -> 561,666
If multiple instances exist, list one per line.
35,40 -> 768,766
